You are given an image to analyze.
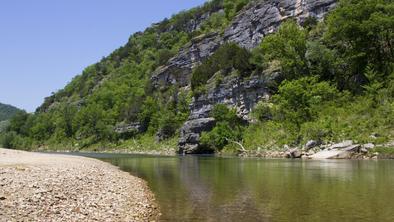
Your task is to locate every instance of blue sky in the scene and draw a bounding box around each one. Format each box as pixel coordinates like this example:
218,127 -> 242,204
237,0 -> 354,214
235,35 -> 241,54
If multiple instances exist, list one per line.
0,0 -> 206,112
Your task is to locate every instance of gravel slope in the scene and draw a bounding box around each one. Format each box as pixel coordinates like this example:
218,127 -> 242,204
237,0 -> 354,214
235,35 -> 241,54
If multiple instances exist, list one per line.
0,148 -> 159,221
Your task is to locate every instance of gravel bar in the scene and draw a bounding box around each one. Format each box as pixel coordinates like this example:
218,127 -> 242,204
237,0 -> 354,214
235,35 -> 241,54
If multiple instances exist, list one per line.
0,148 -> 159,221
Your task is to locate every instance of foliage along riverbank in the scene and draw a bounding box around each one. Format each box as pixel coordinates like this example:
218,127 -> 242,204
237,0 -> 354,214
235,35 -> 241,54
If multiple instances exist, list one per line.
0,0 -> 393,155
29,138 -> 394,160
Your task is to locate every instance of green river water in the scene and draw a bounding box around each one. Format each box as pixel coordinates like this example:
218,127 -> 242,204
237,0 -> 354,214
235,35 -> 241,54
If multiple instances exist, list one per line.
74,153 -> 394,222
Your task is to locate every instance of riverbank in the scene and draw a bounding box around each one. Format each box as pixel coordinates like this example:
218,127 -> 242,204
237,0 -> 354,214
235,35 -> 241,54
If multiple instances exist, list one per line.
28,139 -> 394,160
42,147 -> 177,157
233,140 -> 394,159
0,148 -> 159,221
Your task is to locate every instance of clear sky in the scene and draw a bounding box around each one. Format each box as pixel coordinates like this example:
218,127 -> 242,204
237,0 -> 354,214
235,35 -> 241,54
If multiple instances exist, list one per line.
0,0 -> 206,112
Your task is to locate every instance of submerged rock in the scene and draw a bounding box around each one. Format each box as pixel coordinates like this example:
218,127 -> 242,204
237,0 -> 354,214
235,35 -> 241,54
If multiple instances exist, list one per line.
289,148 -> 302,158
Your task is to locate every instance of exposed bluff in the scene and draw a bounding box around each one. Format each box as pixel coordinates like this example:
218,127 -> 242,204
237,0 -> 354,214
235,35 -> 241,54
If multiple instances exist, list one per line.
151,0 -> 336,90
223,0 -> 337,49
165,0 -> 337,154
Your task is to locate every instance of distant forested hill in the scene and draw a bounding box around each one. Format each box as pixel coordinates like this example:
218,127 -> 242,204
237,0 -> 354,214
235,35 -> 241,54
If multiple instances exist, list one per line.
0,103 -> 21,121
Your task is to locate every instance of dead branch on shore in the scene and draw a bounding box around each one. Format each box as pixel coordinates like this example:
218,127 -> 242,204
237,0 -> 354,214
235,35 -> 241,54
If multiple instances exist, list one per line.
225,138 -> 247,153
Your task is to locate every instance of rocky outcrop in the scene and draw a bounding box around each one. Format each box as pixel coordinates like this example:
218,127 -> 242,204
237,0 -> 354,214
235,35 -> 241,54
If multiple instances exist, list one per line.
178,10 -> 223,34
179,118 -> 216,154
114,122 -> 142,135
151,32 -> 222,89
193,75 -> 272,120
224,0 -> 337,49
155,7 -> 224,34
179,75 -> 272,154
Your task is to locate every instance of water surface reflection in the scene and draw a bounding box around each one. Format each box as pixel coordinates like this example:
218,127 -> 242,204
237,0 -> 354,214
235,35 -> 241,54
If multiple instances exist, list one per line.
75,153 -> 394,222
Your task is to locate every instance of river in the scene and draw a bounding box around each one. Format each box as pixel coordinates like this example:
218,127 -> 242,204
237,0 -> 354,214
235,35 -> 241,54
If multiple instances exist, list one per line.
73,153 -> 394,222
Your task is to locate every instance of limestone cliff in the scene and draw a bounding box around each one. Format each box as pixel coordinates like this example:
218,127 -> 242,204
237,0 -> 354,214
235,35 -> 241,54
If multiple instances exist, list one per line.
152,0 -> 336,91
171,0 -> 337,154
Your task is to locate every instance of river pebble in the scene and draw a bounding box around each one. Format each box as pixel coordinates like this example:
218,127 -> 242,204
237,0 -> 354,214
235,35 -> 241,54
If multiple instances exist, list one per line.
0,148 -> 159,221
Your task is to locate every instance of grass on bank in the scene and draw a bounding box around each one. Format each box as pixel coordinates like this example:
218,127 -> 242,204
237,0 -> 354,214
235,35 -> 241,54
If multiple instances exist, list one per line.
241,96 -> 394,151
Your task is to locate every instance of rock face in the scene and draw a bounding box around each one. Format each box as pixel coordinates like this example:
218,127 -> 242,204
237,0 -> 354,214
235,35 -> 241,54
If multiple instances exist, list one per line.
179,118 -> 216,154
114,122 -> 142,134
151,32 -> 222,89
169,0 -> 337,153
224,0 -> 337,49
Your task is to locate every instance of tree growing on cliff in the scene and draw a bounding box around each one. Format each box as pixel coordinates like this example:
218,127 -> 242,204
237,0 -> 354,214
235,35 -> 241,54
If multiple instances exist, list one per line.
223,0 -> 251,20
191,43 -> 253,93
257,20 -> 308,80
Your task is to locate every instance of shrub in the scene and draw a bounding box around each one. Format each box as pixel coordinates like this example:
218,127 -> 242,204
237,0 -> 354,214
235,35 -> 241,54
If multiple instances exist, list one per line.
243,121 -> 299,150
252,101 -> 273,121
200,104 -> 244,151
211,104 -> 239,123
272,76 -> 339,126
0,132 -> 16,148
200,122 -> 237,151
224,0 -> 250,20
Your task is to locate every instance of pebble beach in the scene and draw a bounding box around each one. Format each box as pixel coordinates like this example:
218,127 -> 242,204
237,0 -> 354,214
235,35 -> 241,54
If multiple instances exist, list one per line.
0,148 -> 159,221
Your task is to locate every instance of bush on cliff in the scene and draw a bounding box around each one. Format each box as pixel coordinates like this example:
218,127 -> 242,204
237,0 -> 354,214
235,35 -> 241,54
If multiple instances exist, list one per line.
223,0 -> 251,20
256,20 -> 308,80
191,43 -> 254,94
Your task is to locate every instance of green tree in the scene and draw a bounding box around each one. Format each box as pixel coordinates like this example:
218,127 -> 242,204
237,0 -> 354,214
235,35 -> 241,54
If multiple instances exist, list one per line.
73,104 -> 113,142
30,113 -> 54,141
258,20 -> 308,79
8,111 -> 30,136
362,66 -> 384,106
325,0 -> 394,88
200,104 -> 244,151
273,76 -> 339,126
223,0 -> 250,20
138,97 -> 160,132
305,41 -> 338,81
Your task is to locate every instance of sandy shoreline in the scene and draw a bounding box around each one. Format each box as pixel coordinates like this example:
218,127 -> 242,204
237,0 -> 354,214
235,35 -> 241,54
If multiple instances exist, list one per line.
0,148 -> 159,221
